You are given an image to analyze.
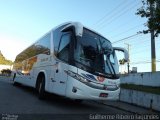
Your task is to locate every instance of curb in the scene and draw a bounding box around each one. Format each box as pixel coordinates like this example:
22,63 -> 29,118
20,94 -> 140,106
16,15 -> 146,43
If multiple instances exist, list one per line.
96,101 -> 159,114
96,101 -> 137,114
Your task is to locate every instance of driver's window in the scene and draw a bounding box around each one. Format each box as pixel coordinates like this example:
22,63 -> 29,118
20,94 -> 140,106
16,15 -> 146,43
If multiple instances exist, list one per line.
57,33 -> 71,62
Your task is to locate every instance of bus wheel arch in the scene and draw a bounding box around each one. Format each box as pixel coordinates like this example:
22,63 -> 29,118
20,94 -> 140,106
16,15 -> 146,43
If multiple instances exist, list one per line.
36,72 -> 46,99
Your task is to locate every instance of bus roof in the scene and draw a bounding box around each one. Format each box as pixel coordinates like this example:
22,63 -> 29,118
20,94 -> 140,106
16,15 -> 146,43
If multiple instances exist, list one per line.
15,22 -> 111,60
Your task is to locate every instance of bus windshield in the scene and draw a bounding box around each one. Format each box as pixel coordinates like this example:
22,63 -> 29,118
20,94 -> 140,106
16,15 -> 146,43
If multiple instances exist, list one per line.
74,28 -> 119,79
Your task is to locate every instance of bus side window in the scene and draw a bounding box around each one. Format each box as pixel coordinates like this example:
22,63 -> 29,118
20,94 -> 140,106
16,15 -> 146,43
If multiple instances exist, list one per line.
57,33 -> 71,62
53,24 -> 70,55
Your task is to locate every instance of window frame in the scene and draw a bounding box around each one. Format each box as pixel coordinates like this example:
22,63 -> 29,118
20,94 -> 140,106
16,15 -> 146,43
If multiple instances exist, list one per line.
57,32 -> 72,63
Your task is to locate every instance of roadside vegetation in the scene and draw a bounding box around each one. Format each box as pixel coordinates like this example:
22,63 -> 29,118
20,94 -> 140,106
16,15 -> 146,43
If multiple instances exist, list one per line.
121,83 -> 160,95
0,51 -> 13,65
0,69 -> 12,76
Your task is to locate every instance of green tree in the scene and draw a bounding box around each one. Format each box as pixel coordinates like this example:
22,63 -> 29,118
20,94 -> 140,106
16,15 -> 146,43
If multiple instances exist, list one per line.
0,51 -> 13,65
1,69 -> 12,76
136,0 -> 160,37
0,51 -> 5,64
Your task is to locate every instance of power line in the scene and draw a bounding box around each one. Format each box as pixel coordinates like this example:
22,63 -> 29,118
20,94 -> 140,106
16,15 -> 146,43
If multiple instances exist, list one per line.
104,3 -> 139,27
106,18 -> 145,34
92,0 -> 127,27
130,37 -> 150,45
130,60 -> 160,65
93,0 -> 132,28
126,34 -> 150,44
112,33 -> 141,44
131,48 -> 150,55
97,1 -> 140,30
129,39 -> 160,55
119,34 -> 145,45
131,41 -> 150,51
115,35 -> 156,49
110,24 -> 144,39
132,56 -> 151,60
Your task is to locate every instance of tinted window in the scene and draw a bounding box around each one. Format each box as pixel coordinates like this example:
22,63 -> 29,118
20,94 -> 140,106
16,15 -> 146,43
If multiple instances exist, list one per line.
15,33 -> 51,63
15,45 -> 37,63
35,33 -> 51,55
80,29 -> 100,61
57,33 -> 71,62
74,28 -> 119,77
53,24 -> 69,54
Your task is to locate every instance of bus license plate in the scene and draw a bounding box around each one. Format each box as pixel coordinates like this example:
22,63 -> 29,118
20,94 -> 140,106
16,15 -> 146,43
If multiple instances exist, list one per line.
99,93 -> 108,97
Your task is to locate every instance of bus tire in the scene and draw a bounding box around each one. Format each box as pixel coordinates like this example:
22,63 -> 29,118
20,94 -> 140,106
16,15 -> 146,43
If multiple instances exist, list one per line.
37,74 -> 46,99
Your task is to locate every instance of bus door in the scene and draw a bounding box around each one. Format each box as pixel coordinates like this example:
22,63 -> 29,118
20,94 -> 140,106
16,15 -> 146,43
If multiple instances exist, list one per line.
52,32 -> 71,96
52,61 -> 68,96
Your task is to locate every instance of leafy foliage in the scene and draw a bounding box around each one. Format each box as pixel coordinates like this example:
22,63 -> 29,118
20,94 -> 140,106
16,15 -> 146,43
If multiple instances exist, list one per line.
121,83 -> 160,95
136,0 -> 160,37
119,59 -> 126,65
0,51 -> 13,65
1,69 -> 12,76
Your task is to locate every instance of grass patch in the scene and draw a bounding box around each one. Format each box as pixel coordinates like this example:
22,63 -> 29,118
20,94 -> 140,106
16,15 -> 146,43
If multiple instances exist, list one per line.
121,84 -> 160,95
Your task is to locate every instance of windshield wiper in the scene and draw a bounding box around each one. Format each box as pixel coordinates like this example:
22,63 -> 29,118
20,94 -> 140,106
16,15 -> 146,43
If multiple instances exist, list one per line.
105,58 -> 113,74
107,58 -> 117,77
104,53 -> 119,79
74,59 -> 114,79
74,60 -> 96,73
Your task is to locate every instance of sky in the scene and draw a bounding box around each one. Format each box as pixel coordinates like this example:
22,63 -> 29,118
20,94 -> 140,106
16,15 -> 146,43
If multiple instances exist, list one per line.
0,0 -> 159,72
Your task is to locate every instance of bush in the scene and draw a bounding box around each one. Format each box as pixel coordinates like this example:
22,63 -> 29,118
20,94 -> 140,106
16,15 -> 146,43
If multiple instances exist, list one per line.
121,83 -> 160,95
1,69 -> 12,76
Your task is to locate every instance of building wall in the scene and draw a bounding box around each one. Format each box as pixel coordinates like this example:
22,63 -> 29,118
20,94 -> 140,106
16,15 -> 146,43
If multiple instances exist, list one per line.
120,72 -> 160,87
120,89 -> 160,111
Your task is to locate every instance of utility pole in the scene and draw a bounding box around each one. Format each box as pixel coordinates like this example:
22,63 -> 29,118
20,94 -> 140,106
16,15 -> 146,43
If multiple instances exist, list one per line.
125,43 -> 131,74
150,1 -> 156,72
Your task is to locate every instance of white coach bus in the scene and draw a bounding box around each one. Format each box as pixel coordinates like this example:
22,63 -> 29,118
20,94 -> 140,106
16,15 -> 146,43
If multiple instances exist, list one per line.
13,22 -> 128,101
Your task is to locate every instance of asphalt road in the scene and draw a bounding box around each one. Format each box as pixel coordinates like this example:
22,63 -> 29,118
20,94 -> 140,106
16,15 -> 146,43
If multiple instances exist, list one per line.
0,76 -> 131,120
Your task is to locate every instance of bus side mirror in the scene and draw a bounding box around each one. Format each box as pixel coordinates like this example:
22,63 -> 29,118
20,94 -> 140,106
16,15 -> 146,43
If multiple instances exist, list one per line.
113,47 -> 129,63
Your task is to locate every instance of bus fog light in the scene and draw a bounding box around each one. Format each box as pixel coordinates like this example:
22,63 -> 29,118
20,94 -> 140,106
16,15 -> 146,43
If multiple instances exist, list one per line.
72,87 -> 77,93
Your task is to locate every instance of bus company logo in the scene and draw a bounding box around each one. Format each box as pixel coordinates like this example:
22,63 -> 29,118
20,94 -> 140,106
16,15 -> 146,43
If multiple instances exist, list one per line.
81,73 -> 97,82
97,76 -> 105,82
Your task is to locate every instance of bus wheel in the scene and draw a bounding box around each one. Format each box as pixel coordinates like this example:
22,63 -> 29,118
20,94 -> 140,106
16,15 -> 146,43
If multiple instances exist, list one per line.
37,75 -> 46,99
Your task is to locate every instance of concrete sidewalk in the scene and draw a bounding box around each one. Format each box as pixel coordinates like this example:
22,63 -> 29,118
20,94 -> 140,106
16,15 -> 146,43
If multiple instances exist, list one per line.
99,100 -> 160,114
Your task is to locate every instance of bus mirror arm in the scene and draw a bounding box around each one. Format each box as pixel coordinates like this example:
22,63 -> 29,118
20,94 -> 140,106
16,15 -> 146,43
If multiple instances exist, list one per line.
113,47 -> 129,62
